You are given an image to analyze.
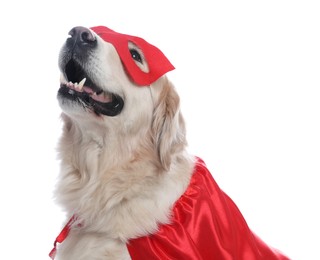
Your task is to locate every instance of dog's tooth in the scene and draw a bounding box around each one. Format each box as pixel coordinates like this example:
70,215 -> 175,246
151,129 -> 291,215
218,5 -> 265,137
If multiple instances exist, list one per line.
78,78 -> 86,90
76,83 -> 82,91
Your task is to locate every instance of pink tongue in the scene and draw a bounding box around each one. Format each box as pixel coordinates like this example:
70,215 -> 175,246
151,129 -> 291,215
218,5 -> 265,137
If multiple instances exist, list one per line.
91,93 -> 112,103
82,86 -> 112,103
83,86 -> 94,94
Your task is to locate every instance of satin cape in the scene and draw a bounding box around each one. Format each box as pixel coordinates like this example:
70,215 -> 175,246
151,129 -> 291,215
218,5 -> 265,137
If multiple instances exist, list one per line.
90,26 -> 175,86
127,158 -> 289,260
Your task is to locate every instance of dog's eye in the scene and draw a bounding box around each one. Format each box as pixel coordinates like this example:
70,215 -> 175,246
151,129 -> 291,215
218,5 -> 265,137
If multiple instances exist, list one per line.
130,49 -> 143,63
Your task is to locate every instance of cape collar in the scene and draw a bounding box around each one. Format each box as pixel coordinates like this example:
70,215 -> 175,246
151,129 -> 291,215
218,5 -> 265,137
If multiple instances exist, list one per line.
49,215 -> 77,260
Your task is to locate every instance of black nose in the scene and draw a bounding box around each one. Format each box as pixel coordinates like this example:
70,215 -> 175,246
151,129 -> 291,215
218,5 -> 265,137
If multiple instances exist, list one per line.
67,26 -> 97,48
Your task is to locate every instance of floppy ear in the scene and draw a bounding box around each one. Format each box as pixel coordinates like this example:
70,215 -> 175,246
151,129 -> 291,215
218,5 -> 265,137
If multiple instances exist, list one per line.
151,78 -> 187,170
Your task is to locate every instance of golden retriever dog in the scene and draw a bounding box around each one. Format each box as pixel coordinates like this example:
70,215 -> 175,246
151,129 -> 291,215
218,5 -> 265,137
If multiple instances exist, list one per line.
50,26 -> 289,260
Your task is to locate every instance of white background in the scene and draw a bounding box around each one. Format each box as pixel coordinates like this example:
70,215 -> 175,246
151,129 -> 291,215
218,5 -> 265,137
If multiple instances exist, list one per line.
0,1 -> 319,259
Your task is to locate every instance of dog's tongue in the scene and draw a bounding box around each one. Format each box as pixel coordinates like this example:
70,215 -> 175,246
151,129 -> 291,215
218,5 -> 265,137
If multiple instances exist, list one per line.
91,92 -> 112,103
90,26 -> 175,86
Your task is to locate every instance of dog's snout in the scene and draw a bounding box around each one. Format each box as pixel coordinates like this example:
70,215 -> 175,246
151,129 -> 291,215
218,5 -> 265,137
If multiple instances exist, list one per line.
68,26 -> 97,48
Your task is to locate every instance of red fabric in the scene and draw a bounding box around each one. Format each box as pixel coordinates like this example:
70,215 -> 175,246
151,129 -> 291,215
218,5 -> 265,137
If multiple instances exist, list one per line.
49,215 -> 76,259
127,158 -> 290,260
90,26 -> 175,86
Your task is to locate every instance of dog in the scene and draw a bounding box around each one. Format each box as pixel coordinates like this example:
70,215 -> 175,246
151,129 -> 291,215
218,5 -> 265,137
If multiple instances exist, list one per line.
50,26 -> 289,260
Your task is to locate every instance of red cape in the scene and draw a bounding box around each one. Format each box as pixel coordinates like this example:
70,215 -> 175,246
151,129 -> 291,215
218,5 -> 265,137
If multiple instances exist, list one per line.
127,158 -> 289,260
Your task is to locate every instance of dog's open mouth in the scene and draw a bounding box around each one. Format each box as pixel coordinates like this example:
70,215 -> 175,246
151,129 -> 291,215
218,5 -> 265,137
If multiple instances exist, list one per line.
58,59 -> 124,116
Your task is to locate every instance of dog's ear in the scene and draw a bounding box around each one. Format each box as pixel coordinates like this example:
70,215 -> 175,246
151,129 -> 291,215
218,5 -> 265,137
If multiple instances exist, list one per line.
151,78 -> 187,170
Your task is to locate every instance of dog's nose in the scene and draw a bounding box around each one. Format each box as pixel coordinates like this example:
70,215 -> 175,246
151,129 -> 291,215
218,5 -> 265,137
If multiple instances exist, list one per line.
68,26 -> 96,47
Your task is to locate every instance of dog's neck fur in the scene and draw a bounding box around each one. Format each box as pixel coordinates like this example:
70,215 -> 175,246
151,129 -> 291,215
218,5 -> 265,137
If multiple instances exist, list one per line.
55,113 -> 194,242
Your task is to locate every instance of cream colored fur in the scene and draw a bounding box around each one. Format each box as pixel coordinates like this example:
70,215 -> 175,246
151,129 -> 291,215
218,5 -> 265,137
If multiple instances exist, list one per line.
54,30 -> 195,259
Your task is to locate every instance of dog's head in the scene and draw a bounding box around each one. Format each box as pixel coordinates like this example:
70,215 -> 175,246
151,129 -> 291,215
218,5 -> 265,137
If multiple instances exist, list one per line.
57,26 -> 187,170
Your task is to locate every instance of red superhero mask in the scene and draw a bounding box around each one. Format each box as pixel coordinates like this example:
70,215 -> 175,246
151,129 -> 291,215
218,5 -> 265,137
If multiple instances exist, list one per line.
90,26 -> 175,86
